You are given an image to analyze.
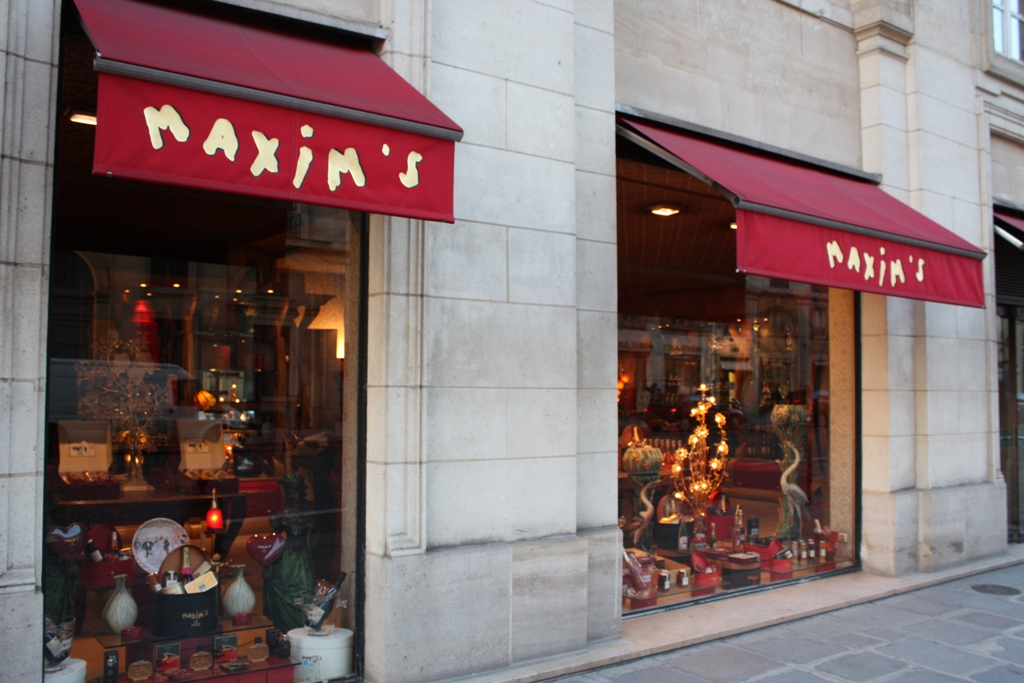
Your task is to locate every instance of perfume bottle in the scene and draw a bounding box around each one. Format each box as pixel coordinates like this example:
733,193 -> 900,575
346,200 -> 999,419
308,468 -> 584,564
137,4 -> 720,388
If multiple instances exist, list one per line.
248,637 -> 270,662
279,635 -> 291,659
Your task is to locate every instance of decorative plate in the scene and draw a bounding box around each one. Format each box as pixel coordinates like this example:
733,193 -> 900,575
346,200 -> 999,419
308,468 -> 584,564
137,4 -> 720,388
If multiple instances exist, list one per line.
132,518 -> 189,574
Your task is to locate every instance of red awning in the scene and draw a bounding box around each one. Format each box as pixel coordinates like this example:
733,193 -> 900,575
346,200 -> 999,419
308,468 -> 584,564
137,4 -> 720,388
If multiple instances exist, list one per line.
74,0 -> 461,222
995,208 -> 1024,236
619,117 -> 986,308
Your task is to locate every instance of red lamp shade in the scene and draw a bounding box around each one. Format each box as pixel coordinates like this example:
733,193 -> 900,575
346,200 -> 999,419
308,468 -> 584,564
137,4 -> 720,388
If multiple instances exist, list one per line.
207,489 -> 224,531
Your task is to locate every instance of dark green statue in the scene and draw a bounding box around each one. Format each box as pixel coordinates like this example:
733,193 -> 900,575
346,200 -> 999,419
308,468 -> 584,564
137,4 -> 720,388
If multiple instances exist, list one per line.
262,471 -> 315,632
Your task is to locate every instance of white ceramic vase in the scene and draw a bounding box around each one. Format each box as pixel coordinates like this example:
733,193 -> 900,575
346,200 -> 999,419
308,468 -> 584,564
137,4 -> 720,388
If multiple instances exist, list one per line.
222,564 -> 256,616
102,573 -> 138,634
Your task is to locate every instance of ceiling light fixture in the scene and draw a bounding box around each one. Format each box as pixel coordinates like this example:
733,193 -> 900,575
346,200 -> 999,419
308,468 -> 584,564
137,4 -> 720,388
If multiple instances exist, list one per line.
730,222 -> 738,230
69,110 -> 97,126
649,204 -> 681,217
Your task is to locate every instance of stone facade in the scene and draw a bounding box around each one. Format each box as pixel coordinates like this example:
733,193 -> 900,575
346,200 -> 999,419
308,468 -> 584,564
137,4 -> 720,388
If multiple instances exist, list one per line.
0,1 -> 1015,683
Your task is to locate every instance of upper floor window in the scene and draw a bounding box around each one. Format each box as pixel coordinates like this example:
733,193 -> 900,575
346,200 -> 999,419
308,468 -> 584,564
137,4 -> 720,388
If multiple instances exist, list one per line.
995,0 -> 1024,60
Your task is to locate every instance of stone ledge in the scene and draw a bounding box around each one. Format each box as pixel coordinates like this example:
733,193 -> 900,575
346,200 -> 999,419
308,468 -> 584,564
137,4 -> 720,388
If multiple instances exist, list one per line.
444,545 -> 1024,683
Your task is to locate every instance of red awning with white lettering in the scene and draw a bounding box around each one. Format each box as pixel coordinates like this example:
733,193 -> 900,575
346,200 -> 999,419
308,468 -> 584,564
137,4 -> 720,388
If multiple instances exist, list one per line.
618,117 -> 986,308
74,0 -> 462,222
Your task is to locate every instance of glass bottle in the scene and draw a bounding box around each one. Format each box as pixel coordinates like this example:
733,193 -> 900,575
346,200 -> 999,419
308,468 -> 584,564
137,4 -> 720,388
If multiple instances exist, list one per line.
248,637 -> 270,662
677,521 -> 689,552
279,635 -> 291,659
709,522 -> 717,549
692,517 -> 707,551
180,546 -> 193,582
43,624 -> 70,670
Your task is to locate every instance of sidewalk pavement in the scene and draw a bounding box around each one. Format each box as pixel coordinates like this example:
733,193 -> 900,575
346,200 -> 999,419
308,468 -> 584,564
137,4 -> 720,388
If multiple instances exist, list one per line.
559,562 -> 1024,683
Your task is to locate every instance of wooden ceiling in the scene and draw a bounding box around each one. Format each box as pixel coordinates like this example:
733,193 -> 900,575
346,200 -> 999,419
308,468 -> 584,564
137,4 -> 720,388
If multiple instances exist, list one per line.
617,147 -> 744,320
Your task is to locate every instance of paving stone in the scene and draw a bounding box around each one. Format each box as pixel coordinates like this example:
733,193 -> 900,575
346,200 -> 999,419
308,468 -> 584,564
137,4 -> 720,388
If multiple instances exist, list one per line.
882,669 -> 970,683
604,665 -> 709,683
662,644 -> 783,683
737,632 -> 846,664
754,671 -> 833,683
884,595 -> 961,617
786,615 -> 864,640
600,658 -> 668,678
961,596 -> 1024,620
560,675 -> 612,683
835,604 -> 925,628
877,638 -> 995,675
972,663 -> 1024,682
859,627 -> 912,643
956,610 -> 1024,631
989,636 -> 1024,665
903,618 -> 992,645
813,652 -> 907,682
827,633 -> 882,649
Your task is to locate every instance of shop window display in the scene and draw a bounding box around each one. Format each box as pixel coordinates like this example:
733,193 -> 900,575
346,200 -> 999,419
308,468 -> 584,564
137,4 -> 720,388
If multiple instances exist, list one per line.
617,148 -> 853,612
42,21 -> 359,682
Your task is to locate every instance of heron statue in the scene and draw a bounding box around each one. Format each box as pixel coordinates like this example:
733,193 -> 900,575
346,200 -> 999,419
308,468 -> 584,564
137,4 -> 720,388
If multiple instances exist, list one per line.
771,404 -> 811,540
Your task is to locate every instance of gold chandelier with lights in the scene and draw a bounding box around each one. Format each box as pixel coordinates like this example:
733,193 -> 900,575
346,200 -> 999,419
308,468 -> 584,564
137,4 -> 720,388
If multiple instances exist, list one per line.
670,384 -> 729,518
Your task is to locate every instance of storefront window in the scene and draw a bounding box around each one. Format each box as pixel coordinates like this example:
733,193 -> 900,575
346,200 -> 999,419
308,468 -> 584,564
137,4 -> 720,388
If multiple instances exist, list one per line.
42,22 -> 360,680
617,149 -> 853,611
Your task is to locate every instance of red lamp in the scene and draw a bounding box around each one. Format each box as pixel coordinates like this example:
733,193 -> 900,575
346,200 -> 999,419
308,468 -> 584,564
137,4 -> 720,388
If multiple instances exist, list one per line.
206,488 -> 224,531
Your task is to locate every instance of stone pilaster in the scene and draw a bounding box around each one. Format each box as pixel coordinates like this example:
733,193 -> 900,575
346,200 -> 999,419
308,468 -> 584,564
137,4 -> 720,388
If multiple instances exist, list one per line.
0,0 -> 60,679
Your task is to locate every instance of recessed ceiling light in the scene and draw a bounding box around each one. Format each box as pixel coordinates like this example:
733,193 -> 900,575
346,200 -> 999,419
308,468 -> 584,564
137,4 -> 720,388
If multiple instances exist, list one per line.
69,111 -> 97,126
730,222 -> 738,230
649,204 -> 681,217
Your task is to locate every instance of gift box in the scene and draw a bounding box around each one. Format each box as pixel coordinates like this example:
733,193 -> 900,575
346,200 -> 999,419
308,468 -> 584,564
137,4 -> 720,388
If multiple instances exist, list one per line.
766,557 -> 793,573
50,421 -> 120,500
721,552 -> 761,588
81,558 -> 136,589
691,571 -> 721,597
743,541 -> 775,560
50,474 -> 121,500
175,470 -> 239,495
151,590 -> 219,638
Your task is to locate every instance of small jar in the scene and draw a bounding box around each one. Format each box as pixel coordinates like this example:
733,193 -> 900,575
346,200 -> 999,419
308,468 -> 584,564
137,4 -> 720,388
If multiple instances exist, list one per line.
657,570 -> 671,591
799,541 -> 808,561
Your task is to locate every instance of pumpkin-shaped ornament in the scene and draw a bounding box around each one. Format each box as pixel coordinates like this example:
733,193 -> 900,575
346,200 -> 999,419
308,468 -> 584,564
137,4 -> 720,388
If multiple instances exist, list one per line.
621,426 -> 663,554
622,426 -> 664,475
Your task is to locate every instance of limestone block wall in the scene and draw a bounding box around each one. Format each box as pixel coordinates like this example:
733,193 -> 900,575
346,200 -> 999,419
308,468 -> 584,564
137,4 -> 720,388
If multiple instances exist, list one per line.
362,1 -> 621,682
615,0 -> 862,166
856,0 -> 1006,574
0,0 -> 59,678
